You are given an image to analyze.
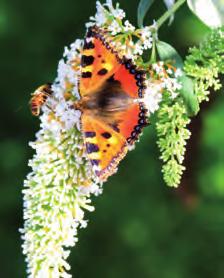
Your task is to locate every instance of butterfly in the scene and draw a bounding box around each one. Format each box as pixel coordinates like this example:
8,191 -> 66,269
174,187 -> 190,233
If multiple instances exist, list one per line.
75,26 -> 149,181
30,83 -> 53,116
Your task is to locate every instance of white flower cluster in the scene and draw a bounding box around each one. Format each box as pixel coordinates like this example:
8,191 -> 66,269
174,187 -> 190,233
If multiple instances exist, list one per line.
40,39 -> 84,136
21,39 -> 102,278
143,62 -> 182,114
143,80 -> 163,114
87,0 -> 126,28
87,0 -> 154,60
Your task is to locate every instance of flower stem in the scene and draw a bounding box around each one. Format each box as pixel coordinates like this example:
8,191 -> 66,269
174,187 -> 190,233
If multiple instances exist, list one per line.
157,0 -> 186,29
150,39 -> 157,63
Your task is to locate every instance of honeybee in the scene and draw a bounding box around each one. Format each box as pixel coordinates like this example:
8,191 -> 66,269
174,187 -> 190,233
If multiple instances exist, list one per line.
30,83 -> 53,116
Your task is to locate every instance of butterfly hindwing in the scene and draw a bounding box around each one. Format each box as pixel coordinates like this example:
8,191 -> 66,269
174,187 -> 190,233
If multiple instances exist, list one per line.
113,58 -> 146,99
81,114 -> 128,181
114,102 -> 148,145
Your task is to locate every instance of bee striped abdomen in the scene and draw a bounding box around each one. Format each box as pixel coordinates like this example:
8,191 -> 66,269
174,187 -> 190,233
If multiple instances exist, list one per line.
30,83 -> 53,116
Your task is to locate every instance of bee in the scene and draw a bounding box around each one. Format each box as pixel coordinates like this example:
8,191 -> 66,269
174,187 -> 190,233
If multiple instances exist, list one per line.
30,83 -> 53,116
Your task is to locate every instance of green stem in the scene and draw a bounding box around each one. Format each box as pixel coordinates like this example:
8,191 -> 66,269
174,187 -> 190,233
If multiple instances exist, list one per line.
157,0 -> 186,29
150,39 -> 157,63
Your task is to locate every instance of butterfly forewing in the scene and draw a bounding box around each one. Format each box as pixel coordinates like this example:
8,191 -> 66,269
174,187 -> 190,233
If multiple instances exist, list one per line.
80,29 -> 120,96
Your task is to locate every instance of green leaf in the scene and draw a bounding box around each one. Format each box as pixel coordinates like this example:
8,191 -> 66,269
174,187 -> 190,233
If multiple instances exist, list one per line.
156,41 -> 198,116
179,75 -> 199,116
156,41 -> 183,68
187,0 -> 224,28
137,0 -> 155,28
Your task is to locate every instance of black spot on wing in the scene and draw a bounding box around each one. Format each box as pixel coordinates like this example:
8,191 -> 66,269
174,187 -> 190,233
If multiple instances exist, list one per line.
138,118 -> 147,126
86,143 -> 99,153
138,88 -> 144,98
126,103 -> 149,145
86,28 -> 94,38
81,55 -> 94,67
98,68 -> 108,75
85,131 -> 96,138
84,41 -> 95,49
91,159 -> 100,166
101,132 -> 111,139
110,123 -> 120,133
82,72 -> 92,78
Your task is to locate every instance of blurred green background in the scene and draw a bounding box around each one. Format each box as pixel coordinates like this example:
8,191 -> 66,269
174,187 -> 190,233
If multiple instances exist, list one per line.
1,0 -> 224,277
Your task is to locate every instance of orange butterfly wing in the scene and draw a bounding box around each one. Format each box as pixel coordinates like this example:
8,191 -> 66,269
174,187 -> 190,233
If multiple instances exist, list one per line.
114,102 -> 148,145
80,28 -> 120,96
81,115 -> 128,181
79,26 -> 148,180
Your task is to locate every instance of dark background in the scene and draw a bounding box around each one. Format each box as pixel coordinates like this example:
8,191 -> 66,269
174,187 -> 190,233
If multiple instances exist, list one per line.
1,0 -> 224,277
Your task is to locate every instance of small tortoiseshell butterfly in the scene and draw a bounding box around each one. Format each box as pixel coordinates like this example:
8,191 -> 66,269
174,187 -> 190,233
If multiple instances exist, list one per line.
30,27 -> 149,181
75,26 -> 149,181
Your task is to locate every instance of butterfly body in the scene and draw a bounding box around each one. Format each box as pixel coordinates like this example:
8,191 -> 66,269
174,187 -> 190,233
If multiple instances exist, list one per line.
78,26 -> 149,181
75,76 -> 133,120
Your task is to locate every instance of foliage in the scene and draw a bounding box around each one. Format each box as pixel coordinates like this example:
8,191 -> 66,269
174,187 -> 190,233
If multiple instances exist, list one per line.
156,99 -> 191,187
156,27 -> 224,188
184,27 -> 224,103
